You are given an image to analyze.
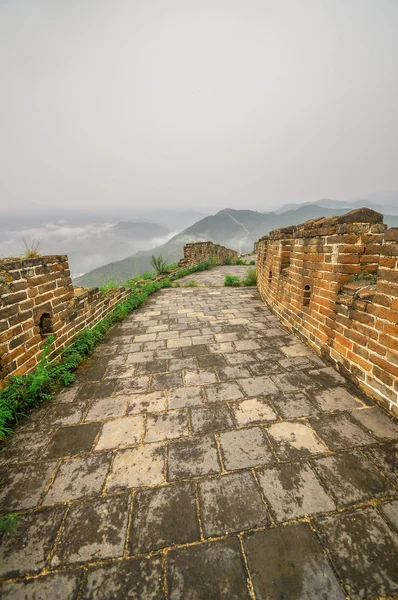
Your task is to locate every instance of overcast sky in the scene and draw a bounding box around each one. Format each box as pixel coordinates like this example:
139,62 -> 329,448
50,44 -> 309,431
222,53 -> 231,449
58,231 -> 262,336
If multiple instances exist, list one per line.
1,0 -> 397,216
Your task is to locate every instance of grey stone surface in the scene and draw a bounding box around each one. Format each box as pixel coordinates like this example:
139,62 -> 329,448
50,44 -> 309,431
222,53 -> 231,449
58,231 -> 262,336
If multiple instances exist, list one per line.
45,423 -> 101,458
363,440 -> 398,484
309,413 -> 375,450
130,481 -> 200,553
168,385 -> 204,409
126,390 -> 166,414
257,462 -> 335,521
311,450 -> 395,507
315,508 -> 398,599
145,409 -> 188,442
267,421 -> 326,460
232,397 -> 278,425
95,415 -> 144,450
0,506 -> 65,578
0,462 -> 56,510
271,371 -> 315,392
184,369 -> 218,385
2,571 -> 82,600
271,392 -> 319,418
43,453 -> 110,504
81,556 -> 163,600
107,443 -> 165,491
168,434 -> 220,479
198,471 -> 269,537
244,523 -> 345,599
219,427 -> 274,470
349,406 -> 398,439
204,381 -> 243,403
379,499 -> 398,532
151,371 -> 183,390
190,403 -> 234,434
51,495 -> 129,567
166,538 -> 251,600
312,386 -> 363,412
237,375 -> 278,397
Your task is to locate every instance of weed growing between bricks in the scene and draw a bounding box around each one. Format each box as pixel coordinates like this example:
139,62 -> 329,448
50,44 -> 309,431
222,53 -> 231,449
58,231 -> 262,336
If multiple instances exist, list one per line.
0,259 -> 217,439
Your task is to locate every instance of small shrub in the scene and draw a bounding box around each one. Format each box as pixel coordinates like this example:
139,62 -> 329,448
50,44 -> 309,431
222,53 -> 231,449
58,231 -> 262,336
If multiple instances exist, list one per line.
242,267 -> 257,286
22,238 -> 41,259
99,279 -> 117,293
0,513 -> 20,536
150,255 -> 169,275
185,280 -> 198,287
141,271 -> 155,280
224,274 -> 241,287
173,282 -> 181,287
234,258 -> 246,265
224,256 -> 233,265
249,260 -> 255,265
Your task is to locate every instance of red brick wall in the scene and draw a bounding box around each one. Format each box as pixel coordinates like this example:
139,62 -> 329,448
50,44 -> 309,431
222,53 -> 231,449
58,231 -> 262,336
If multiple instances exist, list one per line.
256,208 -> 398,414
0,256 -> 130,387
178,242 -> 238,267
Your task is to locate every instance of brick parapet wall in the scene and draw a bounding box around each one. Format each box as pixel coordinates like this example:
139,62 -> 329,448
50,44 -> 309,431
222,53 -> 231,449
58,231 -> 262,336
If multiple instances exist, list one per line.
0,256 -> 129,388
178,242 -> 238,268
256,208 -> 398,414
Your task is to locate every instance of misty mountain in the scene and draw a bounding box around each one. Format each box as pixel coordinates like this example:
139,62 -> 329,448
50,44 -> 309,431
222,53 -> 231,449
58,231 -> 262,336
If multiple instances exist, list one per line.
273,191 -> 398,216
75,204 -> 398,288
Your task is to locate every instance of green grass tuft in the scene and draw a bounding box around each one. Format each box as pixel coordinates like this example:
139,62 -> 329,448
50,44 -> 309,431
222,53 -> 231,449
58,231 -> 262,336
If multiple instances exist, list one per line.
0,513 -> 20,535
224,274 -> 241,287
241,267 -> 257,286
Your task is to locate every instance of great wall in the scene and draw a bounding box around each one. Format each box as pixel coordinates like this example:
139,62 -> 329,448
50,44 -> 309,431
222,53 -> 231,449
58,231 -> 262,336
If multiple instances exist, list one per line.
0,208 -> 397,598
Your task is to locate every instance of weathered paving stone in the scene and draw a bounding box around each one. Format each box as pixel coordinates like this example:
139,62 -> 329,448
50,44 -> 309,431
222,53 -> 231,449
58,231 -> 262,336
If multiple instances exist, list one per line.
1,570 -> 82,600
45,423 -> 101,458
248,361 -> 284,376
363,440 -> 398,485
216,364 -> 252,380
198,471 -> 269,537
379,500 -> 398,532
280,342 -> 313,357
204,381 -> 243,403
168,435 -> 220,480
314,508 -> 398,599
129,481 -> 200,553
257,462 -> 335,522
349,406 -> 398,439
39,400 -> 88,428
145,410 -> 188,442
311,450 -> 394,507
267,421 -> 326,460
184,369 -> 218,385
219,427 -> 274,470
135,359 -> 168,375
0,461 -> 56,510
114,375 -> 150,395
51,494 -> 129,567
166,538 -> 251,600
81,556 -> 163,600
43,453 -> 110,504
307,366 -> 346,387
244,522 -> 345,600
126,351 -> 155,364
84,396 -> 127,421
107,444 -> 165,491
271,372 -> 314,393
95,415 -> 144,450
182,344 -> 209,357
312,386 -> 363,412
237,376 -> 279,397
196,353 -> 227,369
232,398 -> 278,425
0,432 -> 51,466
78,381 -> 116,400
167,337 -> 192,348
168,357 -> 197,372
309,413 -> 375,451
278,356 -> 313,370
225,351 -> 256,365
168,385 -> 204,409
208,341 -> 235,354
271,391 -> 319,418
126,391 -> 166,414
190,403 -> 234,434
151,371 -> 183,390
0,506 -> 65,578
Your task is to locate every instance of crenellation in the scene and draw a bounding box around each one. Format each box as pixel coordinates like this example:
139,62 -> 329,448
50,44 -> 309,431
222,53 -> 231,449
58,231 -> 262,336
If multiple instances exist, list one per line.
256,207 -> 398,414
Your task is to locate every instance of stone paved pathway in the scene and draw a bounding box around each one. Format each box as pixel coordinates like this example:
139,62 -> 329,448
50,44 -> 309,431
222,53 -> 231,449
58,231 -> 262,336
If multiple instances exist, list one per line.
1,277 -> 398,599
177,263 -> 255,287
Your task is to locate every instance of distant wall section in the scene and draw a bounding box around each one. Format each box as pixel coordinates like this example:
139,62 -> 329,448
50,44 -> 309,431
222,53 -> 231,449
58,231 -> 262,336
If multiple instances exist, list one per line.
0,256 -> 129,388
256,208 -> 398,414
178,242 -> 238,268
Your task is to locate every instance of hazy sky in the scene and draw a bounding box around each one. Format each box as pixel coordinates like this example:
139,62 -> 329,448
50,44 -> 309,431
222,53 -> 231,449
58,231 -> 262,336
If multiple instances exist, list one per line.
1,0 -> 397,216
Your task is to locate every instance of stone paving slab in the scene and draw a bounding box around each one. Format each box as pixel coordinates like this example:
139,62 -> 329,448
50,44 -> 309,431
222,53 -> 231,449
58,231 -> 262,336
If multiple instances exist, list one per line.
1,285 -> 398,598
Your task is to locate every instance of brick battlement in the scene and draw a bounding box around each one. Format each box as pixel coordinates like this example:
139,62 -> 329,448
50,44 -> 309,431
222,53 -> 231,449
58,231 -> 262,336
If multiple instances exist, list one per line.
0,255 -> 130,387
256,208 -> 398,414
178,242 -> 238,268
